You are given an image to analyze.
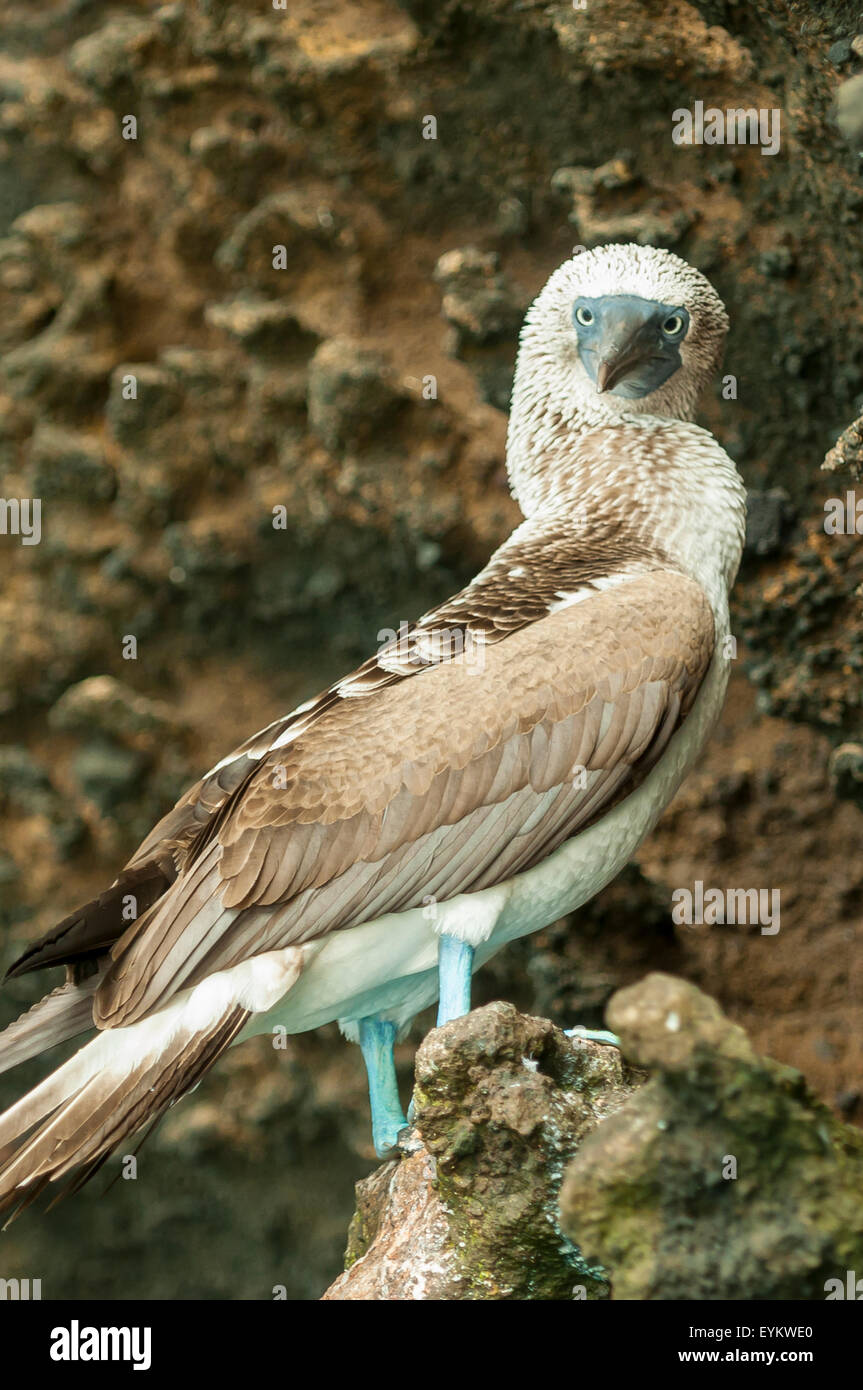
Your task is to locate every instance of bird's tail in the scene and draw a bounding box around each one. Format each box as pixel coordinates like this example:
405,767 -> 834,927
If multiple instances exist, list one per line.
0,976 -> 103,1078
0,947 -> 304,1222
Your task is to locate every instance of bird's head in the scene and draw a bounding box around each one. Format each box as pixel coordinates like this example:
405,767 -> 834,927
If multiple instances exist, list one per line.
511,243 -> 729,430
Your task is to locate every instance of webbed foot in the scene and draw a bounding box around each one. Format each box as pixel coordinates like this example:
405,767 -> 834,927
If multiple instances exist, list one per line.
565,1025 -> 622,1047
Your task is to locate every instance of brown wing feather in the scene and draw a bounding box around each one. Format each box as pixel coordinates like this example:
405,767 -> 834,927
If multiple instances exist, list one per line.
4,863 -> 171,982
5,523 -> 664,983
94,570 -> 714,1027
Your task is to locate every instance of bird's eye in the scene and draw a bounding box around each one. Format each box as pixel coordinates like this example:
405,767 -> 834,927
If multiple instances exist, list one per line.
662,313 -> 685,336
574,305 -> 594,327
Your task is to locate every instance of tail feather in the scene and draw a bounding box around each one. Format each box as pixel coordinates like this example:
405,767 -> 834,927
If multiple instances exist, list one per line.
0,1004 -> 249,1221
0,976 -> 103,1077
0,945 -> 304,1219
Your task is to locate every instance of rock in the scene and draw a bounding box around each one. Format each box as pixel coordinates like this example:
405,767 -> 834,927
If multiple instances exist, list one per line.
11,202 -> 91,255
0,745 -> 83,860
0,851 -> 19,887
560,974 -> 863,1300
245,362 -> 309,427
757,245 -> 796,278
71,741 -> 144,812
836,74 -> 863,148
551,158 -> 694,247
743,488 -> 796,558
823,409 -> 863,480
204,295 -> 320,358
159,349 -> 246,421
0,267 -> 116,412
737,517 -> 863,733
214,191 -> 353,284
432,248 -> 525,408
323,1002 -> 641,1300
550,1 -> 754,80
48,675 -> 179,747
0,745 -> 55,815
67,18 -> 158,94
828,741 -> 863,808
495,194 -> 529,239
30,423 -> 115,503
828,39 -> 853,67
108,349 -> 248,516
188,123 -> 302,191
307,339 -> 406,451
433,247 -> 524,348
106,365 -> 183,447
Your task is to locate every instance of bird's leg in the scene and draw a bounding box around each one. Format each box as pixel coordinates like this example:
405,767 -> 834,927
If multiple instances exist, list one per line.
358,1016 -> 409,1158
565,1026 -> 621,1047
436,933 -> 474,1026
403,934 -> 475,1127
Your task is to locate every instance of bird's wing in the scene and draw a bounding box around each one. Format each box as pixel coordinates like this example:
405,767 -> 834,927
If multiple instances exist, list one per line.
94,567 -> 715,1026
5,518 -> 660,983
0,566 -> 714,1215
2,727 -> 286,980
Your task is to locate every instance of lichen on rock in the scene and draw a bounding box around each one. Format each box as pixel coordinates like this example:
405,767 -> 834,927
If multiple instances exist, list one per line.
560,973 -> 863,1300
327,977 -> 863,1300
324,1001 -> 641,1300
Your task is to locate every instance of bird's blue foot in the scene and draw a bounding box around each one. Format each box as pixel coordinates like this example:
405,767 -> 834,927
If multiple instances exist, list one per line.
358,1016 -> 409,1157
565,1026 -> 622,1047
436,934 -> 474,1026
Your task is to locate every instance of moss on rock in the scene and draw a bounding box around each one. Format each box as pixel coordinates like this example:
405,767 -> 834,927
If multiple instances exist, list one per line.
560,973 -> 863,1300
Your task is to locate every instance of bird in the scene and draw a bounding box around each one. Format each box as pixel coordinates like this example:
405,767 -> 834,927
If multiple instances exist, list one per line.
0,243 -> 745,1214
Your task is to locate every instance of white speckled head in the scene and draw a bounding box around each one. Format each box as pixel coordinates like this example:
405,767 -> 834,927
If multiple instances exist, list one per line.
507,244 -> 730,513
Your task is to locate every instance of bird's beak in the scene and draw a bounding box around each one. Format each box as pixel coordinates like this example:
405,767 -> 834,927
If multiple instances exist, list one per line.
589,303 -> 661,394
594,333 -> 653,394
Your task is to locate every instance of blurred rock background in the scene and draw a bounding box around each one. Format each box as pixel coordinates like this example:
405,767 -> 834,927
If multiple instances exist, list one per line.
0,0 -> 862,1298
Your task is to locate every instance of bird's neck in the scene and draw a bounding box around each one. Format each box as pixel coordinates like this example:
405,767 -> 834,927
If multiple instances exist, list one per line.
503,409 -> 747,611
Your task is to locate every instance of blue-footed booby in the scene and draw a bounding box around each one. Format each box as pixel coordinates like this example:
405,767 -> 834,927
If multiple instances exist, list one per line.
0,244 -> 745,1209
